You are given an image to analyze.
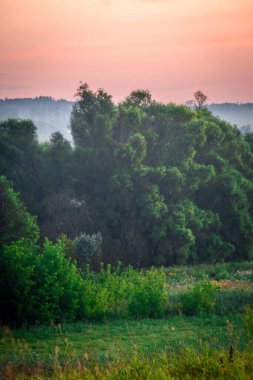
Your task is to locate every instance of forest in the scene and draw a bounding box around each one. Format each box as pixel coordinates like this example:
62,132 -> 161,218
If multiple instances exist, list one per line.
1,84 -> 253,267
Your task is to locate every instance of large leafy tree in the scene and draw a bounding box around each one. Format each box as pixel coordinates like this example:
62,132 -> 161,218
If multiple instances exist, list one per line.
68,84 -> 253,265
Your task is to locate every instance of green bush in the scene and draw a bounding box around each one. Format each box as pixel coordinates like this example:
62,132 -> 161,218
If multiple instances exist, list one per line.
0,239 -> 84,325
81,264 -> 121,319
180,280 -> 219,315
213,262 -> 230,280
0,239 -> 38,325
75,232 -> 102,271
1,235 -> 169,325
31,239 -> 84,323
127,267 -> 168,318
80,265 -> 168,320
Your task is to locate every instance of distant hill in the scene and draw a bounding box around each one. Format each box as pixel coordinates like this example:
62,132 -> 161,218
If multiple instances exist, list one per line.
0,97 -> 73,141
208,103 -> 253,133
1,97 -> 253,141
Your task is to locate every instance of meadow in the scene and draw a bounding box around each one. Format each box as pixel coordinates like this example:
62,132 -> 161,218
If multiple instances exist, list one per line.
1,261 -> 253,379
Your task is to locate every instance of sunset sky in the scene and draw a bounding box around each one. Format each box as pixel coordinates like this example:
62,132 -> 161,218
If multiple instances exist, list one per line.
1,0 -> 253,103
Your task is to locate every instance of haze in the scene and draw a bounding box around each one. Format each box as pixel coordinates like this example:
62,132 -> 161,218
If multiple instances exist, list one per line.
1,0 -> 253,103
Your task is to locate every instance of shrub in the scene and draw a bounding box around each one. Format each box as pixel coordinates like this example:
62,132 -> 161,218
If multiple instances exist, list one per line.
127,267 -> 168,318
180,280 -> 219,315
75,232 -> 102,271
31,239 -> 84,323
0,236 -> 169,324
0,239 -> 38,325
214,262 -> 230,280
0,239 -> 84,325
80,265 -> 168,320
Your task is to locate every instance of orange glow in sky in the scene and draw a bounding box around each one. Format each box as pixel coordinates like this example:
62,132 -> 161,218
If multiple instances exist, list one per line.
1,0 -> 253,103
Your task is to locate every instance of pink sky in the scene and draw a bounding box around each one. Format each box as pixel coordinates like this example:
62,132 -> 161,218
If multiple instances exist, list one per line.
1,0 -> 253,103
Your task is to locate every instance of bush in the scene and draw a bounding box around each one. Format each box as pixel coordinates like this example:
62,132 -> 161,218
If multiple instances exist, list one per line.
31,239 -> 84,323
180,280 -> 219,315
213,262 -> 230,280
80,265 -> 168,320
0,239 -> 84,325
1,235 -> 169,324
0,239 -> 38,325
127,267 -> 168,318
75,232 -> 102,271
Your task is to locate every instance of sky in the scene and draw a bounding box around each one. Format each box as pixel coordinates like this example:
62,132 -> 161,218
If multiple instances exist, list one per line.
1,0 -> 253,103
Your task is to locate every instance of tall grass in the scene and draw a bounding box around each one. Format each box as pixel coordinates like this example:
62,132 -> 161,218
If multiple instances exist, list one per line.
215,288 -> 253,314
3,344 -> 253,379
1,312 -> 252,379
166,261 -> 253,283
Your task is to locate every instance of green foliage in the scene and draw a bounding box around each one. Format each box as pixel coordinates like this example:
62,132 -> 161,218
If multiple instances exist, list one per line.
180,280 -> 219,315
0,239 -> 37,324
0,230 -> 169,324
215,288 -> 253,315
57,234 -> 76,261
244,305 -> 253,338
75,232 -> 103,271
31,239 -> 84,323
0,176 -> 39,248
2,85 -> 253,266
0,119 -> 43,215
213,262 -> 230,280
126,88 -> 152,106
127,267 -> 168,317
143,185 -> 168,220
0,314 -> 252,379
81,265 -> 168,320
120,132 -> 147,165
71,82 -> 115,147
0,239 -> 84,325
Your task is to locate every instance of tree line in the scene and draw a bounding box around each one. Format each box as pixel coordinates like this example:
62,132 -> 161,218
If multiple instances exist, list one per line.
1,84 -> 253,268
0,96 -> 73,140
1,96 -> 253,142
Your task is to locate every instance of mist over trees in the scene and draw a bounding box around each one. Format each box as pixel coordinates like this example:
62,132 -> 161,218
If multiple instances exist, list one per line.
208,103 -> 253,133
1,96 -> 253,142
0,97 -> 73,141
1,83 -> 253,267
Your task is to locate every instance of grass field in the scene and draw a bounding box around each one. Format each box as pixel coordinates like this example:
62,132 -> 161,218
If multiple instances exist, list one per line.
1,261 -> 253,379
1,313 -> 252,379
1,314 -> 248,358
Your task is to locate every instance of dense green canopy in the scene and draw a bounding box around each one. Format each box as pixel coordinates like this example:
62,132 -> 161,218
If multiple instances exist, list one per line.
1,84 -> 253,266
